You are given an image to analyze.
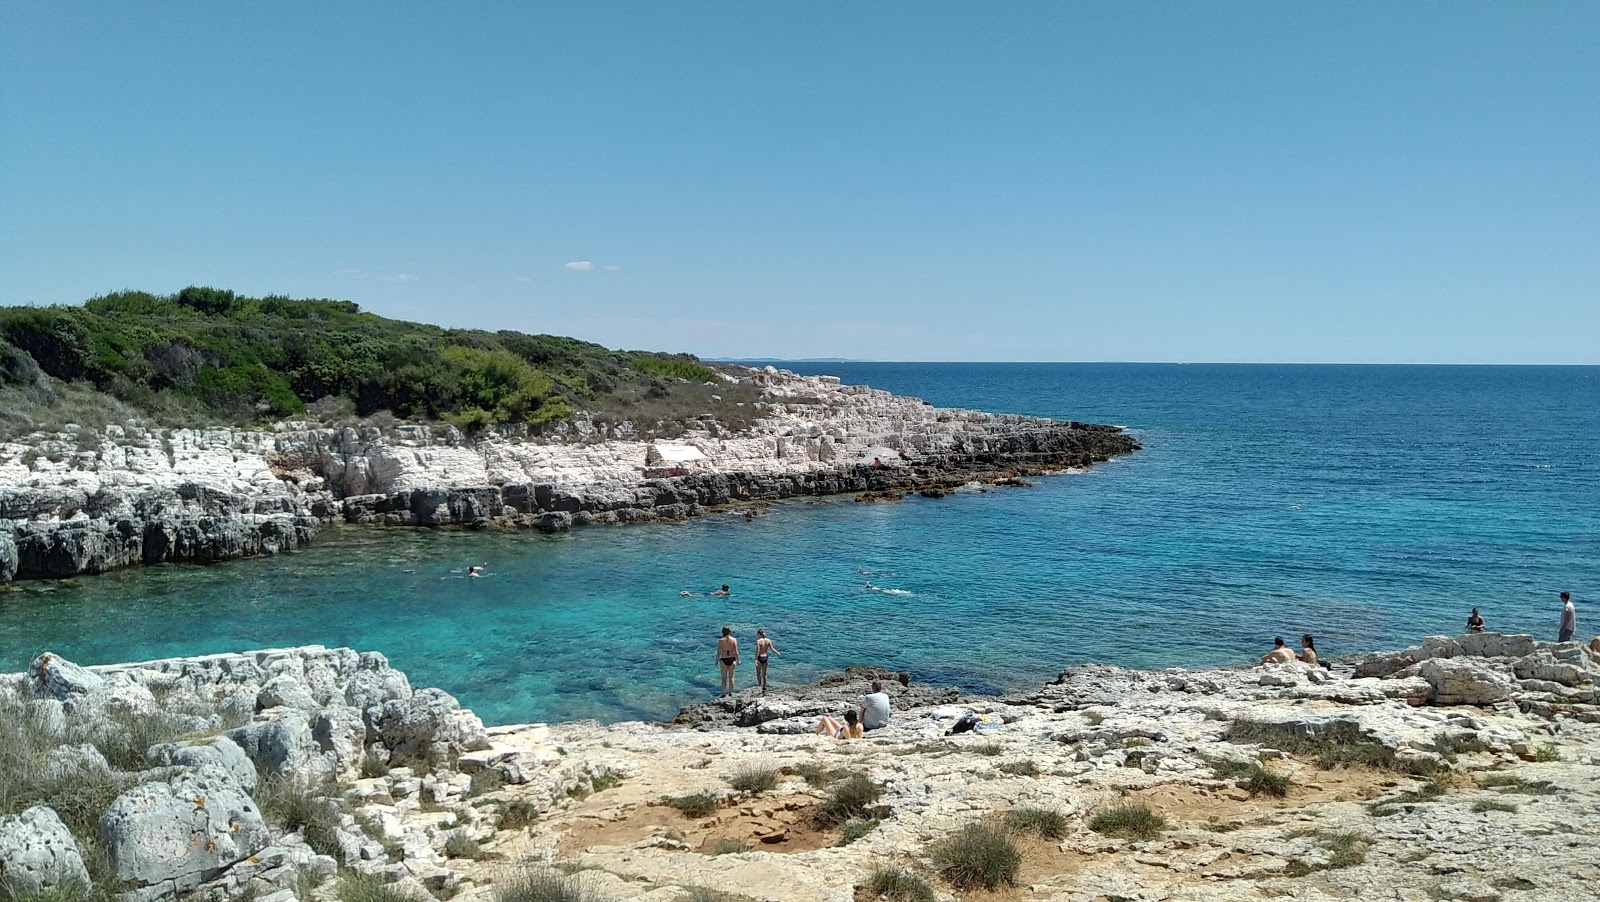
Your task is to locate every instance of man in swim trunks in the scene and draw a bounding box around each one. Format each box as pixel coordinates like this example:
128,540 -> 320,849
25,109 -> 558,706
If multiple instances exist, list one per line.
712,584 -> 730,596
1260,636 -> 1296,665
754,629 -> 779,692
716,626 -> 740,697
860,680 -> 892,731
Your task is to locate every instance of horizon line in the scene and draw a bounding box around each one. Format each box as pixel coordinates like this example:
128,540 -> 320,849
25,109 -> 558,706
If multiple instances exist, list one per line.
711,358 -> 1600,368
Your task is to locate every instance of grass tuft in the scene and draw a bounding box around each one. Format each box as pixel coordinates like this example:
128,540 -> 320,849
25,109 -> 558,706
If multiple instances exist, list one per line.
467,768 -> 505,798
727,766 -> 779,794
337,872 -> 428,902
838,817 -> 880,845
861,866 -> 937,902
930,823 -> 1022,890
1088,804 -> 1167,840
708,838 -> 749,855
1532,743 -> 1562,762
494,866 -> 595,902
969,742 -> 1005,757
443,830 -> 485,860
1479,774 -> 1556,795
1003,806 -> 1069,839
662,791 -> 719,818
1472,799 -> 1519,813
817,772 -> 885,826
499,798 -> 540,830
995,759 -> 1040,777
256,775 -> 343,857
1206,757 -> 1290,798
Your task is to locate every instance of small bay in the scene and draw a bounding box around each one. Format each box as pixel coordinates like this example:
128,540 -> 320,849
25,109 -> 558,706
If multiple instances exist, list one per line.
2,363 -> 1596,725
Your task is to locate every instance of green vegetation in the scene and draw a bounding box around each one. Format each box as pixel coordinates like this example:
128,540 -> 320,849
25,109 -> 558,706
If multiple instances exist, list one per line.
499,798 -> 540,830
1003,806 -> 1069,839
467,767 -> 505,797
996,759 -> 1040,777
1431,733 -> 1489,761
818,772 -> 885,826
1532,743 -> 1562,762
838,817 -> 880,845
1285,830 -> 1370,873
662,791 -> 720,818
1472,799 -> 1519,813
681,888 -> 759,902
443,830 -> 485,860
968,741 -> 1006,757
0,287 -> 740,434
1225,719 -> 1440,774
256,776 -> 343,857
337,872 -> 427,902
1479,774 -> 1557,796
707,838 -> 750,855
930,824 -> 1022,890
785,762 -> 846,787
861,866 -> 937,902
494,866 -> 593,902
588,769 -> 621,793
1088,803 -> 1168,840
727,766 -> 779,794
1206,757 -> 1291,798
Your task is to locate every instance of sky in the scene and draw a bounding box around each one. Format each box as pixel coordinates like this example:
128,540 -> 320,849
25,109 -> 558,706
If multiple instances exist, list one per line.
1,2 -> 1596,363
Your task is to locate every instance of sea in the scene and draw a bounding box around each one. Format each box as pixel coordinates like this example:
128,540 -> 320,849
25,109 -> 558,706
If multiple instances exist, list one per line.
1,364 -> 1596,726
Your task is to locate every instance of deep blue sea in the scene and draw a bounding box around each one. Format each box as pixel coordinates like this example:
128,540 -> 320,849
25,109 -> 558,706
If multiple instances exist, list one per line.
2,364 -> 1597,725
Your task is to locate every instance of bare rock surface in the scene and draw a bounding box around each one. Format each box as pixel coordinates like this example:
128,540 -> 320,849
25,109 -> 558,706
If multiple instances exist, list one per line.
0,366 -> 1137,581
0,805 -> 90,896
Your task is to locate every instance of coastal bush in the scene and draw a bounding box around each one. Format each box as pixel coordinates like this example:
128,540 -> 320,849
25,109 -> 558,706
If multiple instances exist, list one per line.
337,872 -> 427,902
930,823 -> 1021,890
1003,806 -> 1069,839
727,766 -> 778,794
838,817 -> 880,845
588,769 -> 621,793
1307,830 -> 1370,870
818,773 -> 885,826
1088,804 -> 1167,840
1225,720 -> 1432,773
1532,743 -> 1562,762
1206,757 -> 1291,798
662,791 -> 720,818
0,288 -> 732,432
256,775 -> 343,856
1395,776 -> 1451,803
785,762 -> 843,787
495,866 -> 594,902
1431,733 -> 1489,761
443,830 -> 485,860
708,838 -> 749,855
861,866 -> 937,902
996,759 -> 1040,777
968,741 -> 1005,757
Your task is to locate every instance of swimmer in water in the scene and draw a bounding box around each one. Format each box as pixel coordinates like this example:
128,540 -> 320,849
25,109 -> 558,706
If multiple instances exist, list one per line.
467,562 -> 487,578
711,584 -> 730,597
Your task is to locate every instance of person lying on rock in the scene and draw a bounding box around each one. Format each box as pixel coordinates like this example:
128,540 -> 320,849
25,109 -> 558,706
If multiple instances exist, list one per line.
815,708 -> 863,739
1260,636 -> 1297,665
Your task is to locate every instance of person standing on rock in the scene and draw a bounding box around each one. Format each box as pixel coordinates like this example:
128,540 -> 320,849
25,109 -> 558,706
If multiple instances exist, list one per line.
1558,592 -> 1576,643
754,629 -> 779,692
716,626 -> 740,696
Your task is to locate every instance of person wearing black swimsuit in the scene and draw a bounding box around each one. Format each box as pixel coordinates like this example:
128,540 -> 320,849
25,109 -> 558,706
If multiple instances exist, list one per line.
754,629 -> 780,693
716,626 -> 740,697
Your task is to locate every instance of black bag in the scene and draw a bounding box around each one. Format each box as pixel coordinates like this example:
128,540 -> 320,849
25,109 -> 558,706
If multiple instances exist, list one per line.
946,713 -> 981,735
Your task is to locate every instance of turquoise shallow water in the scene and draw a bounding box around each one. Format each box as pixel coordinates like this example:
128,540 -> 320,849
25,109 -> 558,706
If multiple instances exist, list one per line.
2,364 -> 1597,725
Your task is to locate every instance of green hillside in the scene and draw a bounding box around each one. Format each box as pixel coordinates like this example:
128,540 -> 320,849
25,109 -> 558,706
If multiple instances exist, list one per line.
0,287 -> 742,436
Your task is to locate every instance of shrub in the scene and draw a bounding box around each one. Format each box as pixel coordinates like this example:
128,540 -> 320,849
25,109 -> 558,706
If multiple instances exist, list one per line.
1225,720 -> 1424,772
1532,743 -> 1562,762
589,770 -> 621,793
467,768 -> 505,798
1431,733 -> 1489,760
443,830 -> 484,860
727,766 -> 778,794
818,773 -> 884,826
1479,774 -> 1556,796
337,872 -> 427,902
1088,804 -> 1167,840
256,776 -> 342,856
930,823 -> 1021,890
663,792 -> 719,818
360,748 -> 391,779
708,838 -> 749,855
1306,830 -> 1369,869
1207,757 -> 1291,798
861,866 -> 937,902
969,742 -> 1005,757
1003,807 -> 1069,840
786,762 -> 841,787
996,760 -> 1039,777
499,798 -> 540,830
494,866 -> 593,902
1472,799 -> 1518,813
838,818 -> 880,845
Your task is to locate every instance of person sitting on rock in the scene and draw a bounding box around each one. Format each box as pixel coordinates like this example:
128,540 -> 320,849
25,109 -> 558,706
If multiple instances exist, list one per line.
1260,637 -> 1297,665
860,680 -> 892,731
1297,635 -> 1319,666
815,708 -> 863,740
1466,608 -> 1486,633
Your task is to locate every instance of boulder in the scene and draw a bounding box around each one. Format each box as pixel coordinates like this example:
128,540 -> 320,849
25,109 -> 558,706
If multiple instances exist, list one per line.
0,805 -> 91,895
374,688 -> 490,760
226,717 -> 334,782
145,736 -> 258,795
27,652 -> 107,700
257,675 -> 319,711
1400,658 -> 1516,707
97,766 -> 270,893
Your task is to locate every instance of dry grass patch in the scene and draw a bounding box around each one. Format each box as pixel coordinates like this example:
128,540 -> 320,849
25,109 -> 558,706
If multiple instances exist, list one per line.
930,823 -> 1021,890
1088,803 -> 1167,841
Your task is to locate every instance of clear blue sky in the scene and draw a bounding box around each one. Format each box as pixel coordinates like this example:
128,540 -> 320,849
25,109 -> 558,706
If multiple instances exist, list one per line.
2,2 -> 1595,363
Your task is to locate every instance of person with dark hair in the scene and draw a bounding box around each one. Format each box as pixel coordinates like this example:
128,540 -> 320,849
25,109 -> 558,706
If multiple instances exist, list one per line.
815,708 -> 862,739
712,584 -> 731,597
1559,592 -> 1576,643
1297,635 -> 1319,666
1466,608 -> 1486,633
1260,636 -> 1296,665
715,626 -> 739,697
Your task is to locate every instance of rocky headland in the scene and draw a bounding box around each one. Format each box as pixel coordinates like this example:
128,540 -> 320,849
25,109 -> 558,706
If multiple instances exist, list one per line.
3,631 -> 1598,902
0,366 -> 1137,583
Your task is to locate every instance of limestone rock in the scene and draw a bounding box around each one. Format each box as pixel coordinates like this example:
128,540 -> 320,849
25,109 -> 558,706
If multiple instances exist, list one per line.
375,688 -> 490,759
146,736 -> 258,795
1400,658 -> 1516,706
226,717 -> 334,782
97,766 -> 270,893
0,805 -> 90,896
27,652 -> 107,700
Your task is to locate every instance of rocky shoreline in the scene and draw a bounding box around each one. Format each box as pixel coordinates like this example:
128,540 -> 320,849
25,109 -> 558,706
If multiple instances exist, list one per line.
0,366 -> 1137,582
3,632 -> 1597,901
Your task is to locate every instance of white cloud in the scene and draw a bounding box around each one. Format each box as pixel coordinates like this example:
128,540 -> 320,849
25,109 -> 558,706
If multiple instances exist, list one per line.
564,261 -> 595,271
602,265 -> 621,271
334,269 -> 416,282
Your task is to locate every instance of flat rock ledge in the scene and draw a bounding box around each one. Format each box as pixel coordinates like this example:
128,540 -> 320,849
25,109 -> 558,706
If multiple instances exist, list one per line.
3,631 -> 1599,902
0,366 -> 1137,582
